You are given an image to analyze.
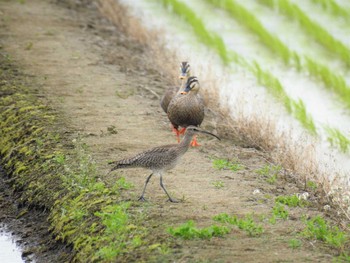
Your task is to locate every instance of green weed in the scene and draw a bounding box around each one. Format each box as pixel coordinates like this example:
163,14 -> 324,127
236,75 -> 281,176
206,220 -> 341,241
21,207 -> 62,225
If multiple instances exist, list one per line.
288,238 -> 302,249
270,203 -> 289,224
301,216 -> 348,250
213,213 -> 264,237
306,181 -> 318,191
256,164 -> 282,184
167,220 -> 230,240
212,158 -> 244,172
212,180 -> 225,189
275,194 -> 308,207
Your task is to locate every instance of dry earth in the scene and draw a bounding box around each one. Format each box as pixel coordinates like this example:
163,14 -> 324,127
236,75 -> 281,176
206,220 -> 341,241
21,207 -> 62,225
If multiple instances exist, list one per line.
0,0 -> 345,262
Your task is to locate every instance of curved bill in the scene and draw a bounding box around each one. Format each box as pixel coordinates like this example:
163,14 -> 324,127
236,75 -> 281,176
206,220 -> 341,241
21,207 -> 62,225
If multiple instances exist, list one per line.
197,129 -> 221,140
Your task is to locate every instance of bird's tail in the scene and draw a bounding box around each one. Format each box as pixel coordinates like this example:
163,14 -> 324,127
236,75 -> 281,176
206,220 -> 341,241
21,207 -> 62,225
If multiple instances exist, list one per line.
109,157 -> 138,171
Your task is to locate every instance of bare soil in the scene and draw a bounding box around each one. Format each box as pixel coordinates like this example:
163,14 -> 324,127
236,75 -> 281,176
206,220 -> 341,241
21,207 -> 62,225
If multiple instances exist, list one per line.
0,0 -> 345,262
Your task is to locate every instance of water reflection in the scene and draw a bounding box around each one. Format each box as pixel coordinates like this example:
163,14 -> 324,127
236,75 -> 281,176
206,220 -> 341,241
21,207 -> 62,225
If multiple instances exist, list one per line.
0,225 -> 23,263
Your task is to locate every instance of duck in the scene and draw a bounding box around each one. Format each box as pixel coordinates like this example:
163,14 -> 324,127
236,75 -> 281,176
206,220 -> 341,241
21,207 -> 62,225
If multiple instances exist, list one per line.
160,61 -> 190,114
167,76 -> 205,146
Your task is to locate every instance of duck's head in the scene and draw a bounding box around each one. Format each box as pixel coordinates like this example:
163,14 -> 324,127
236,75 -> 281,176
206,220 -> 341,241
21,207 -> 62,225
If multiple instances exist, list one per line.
180,76 -> 199,94
179,61 -> 191,80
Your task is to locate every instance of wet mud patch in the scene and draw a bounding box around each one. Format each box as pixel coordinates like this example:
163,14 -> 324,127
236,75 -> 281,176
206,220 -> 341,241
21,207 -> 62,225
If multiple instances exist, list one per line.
0,166 -> 72,262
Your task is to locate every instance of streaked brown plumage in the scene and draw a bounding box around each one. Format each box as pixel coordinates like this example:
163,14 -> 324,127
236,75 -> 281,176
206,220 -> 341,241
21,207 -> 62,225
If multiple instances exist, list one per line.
160,62 -> 190,114
109,126 -> 220,202
167,76 -> 204,146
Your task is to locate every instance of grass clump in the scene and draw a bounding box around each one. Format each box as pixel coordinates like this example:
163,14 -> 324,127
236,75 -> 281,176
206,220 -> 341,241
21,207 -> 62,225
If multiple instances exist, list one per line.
301,216 -> 348,250
275,194 -> 308,207
269,203 -> 289,224
288,238 -> 302,249
212,158 -> 244,172
167,220 -> 230,240
213,213 -> 264,237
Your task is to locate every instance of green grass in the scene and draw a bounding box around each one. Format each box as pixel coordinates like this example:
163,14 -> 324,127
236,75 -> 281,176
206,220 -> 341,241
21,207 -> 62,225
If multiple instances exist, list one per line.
259,0 -> 350,67
301,216 -> 348,250
167,220 -> 230,240
213,213 -> 264,237
0,55 -> 159,262
275,194 -> 309,207
212,158 -> 244,172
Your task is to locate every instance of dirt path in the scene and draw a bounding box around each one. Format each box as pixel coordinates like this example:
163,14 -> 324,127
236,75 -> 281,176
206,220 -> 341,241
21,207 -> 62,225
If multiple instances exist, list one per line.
0,0 -> 344,262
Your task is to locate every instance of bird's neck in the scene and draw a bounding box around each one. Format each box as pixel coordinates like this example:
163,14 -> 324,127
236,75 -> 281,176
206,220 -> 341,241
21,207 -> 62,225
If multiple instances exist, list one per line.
178,78 -> 187,94
179,133 -> 194,152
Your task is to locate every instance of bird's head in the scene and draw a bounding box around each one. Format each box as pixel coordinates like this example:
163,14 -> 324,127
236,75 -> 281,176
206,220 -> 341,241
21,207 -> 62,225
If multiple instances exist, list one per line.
179,61 -> 191,80
180,76 -> 199,95
185,126 -> 220,140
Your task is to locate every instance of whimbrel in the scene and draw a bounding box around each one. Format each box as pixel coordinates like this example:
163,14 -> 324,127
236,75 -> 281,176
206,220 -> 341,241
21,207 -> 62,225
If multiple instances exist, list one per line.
109,126 -> 220,202
167,76 -> 205,146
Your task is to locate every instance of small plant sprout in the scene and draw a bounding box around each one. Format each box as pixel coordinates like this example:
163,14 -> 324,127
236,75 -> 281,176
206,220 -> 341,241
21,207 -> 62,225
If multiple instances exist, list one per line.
288,238 -> 302,249
212,180 -> 225,189
212,158 -> 244,172
256,164 -> 282,184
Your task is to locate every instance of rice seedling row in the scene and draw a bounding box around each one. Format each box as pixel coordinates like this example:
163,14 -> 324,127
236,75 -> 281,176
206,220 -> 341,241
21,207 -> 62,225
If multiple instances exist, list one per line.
159,0 -> 350,153
258,0 -> 350,68
205,0 -> 350,109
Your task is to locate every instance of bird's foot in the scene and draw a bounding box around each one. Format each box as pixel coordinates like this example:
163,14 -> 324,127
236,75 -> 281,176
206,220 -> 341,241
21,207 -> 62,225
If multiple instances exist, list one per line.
190,136 -> 200,147
138,196 -> 148,202
167,198 -> 180,203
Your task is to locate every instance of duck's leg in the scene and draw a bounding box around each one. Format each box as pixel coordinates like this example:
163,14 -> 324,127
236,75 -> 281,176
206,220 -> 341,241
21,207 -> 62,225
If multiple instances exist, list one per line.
178,127 -> 186,135
172,126 -> 181,143
190,135 -> 200,147
138,173 -> 153,202
159,174 -> 179,203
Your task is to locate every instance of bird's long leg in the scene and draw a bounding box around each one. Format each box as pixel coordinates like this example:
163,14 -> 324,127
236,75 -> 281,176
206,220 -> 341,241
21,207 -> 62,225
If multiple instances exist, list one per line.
138,173 -> 153,202
160,174 -> 179,203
